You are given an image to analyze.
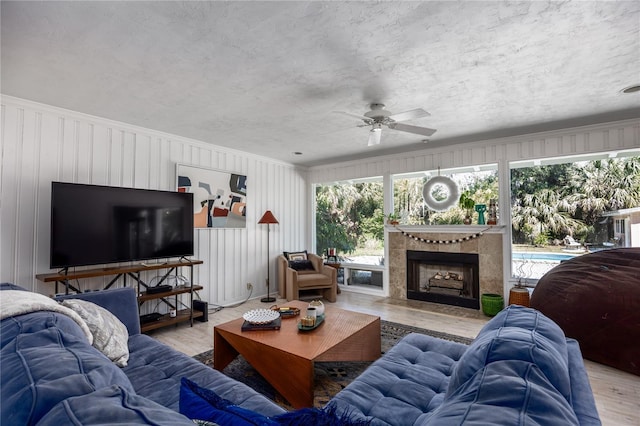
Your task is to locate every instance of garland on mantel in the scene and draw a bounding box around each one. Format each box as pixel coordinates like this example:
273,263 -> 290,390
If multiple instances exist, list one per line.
393,225 -> 492,244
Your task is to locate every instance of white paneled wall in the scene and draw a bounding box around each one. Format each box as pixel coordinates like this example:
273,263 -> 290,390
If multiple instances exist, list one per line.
1,96 -> 308,306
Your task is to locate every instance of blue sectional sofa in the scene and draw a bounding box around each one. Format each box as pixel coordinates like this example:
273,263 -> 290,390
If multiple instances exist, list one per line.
328,305 -> 601,425
1,282 -> 600,425
0,283 -> 285,425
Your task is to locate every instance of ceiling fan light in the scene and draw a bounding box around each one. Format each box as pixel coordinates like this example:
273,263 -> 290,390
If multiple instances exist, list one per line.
368,128 -> 382,146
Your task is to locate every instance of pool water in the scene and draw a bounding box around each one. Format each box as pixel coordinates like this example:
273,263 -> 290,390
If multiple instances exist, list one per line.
512,251 -> 582,279
512,252 -> 578,262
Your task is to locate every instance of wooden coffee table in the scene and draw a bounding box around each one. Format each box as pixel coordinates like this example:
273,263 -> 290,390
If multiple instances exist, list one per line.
213,300 -> 380,408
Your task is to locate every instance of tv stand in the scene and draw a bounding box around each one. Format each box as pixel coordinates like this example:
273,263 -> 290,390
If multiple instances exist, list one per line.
137,283 -> 204,332
37,260 -> 204,332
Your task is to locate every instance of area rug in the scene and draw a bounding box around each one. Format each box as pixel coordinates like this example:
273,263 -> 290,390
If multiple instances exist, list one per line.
193,320 -> 472,409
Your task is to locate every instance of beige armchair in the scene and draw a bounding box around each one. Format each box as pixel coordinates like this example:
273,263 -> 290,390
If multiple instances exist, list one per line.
277,253 -> 337,302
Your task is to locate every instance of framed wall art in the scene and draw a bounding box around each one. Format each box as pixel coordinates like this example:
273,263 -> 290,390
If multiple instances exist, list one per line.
176,164 -> 247,229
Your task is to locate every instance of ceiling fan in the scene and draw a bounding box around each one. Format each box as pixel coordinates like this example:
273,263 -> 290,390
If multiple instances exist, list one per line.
334,103 -> 437,146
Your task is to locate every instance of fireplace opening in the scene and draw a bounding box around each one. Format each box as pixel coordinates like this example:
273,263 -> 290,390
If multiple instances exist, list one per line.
406,251 -> 479,309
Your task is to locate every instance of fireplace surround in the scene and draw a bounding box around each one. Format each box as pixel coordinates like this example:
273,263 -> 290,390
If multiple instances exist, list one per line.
388,228 -> 504,311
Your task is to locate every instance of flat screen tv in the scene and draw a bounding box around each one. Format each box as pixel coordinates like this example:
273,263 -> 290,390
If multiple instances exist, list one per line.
50,182 -> 194,269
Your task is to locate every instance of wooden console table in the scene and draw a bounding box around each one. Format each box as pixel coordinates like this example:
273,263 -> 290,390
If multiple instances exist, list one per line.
37,260 -> 202,294
37,259 -> 204,331
137,283 -> 204,332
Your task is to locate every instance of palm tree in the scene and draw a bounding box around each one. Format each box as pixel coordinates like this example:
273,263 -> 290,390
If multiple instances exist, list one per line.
512,188 -> 586,244
566,157 -> 640,226
394,178 -> 430,224
511,157 -> 639,244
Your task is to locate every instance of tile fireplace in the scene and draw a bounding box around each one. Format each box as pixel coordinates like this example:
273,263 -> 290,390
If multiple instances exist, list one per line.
388,228 -> 504,311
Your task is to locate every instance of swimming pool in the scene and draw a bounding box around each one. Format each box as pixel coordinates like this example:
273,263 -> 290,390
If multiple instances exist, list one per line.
511,252 -> 581,279
512,252 -> 578,262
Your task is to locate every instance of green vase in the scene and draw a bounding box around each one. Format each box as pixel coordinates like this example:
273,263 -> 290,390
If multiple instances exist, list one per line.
475,204 -> 486,225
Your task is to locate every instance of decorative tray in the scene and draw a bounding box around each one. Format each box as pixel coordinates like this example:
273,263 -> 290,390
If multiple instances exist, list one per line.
242,309 -> 280,325
297,314 -> 325,331
270,305 -> 300,318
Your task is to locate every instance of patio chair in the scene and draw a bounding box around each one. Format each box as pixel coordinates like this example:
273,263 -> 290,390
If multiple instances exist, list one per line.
563,235 -> 582,249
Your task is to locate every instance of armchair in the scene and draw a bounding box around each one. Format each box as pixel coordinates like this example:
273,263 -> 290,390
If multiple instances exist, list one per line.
277,253 -> 337,302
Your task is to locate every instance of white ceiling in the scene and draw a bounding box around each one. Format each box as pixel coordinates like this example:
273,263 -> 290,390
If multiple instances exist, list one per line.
2,1 -> 639,167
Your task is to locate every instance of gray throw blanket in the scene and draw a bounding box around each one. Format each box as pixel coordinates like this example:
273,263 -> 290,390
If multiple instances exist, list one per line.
0,290 -> 93,343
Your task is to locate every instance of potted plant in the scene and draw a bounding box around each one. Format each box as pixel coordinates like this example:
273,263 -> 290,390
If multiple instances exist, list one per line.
386,213 -> 399,225
459,192 -> 475,225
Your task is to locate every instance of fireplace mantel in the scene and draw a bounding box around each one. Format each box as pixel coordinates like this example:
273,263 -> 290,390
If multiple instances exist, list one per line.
386,225 -> 506,234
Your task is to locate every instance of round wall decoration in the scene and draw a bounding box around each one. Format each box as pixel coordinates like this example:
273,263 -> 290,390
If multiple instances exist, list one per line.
422,176 -> 460,211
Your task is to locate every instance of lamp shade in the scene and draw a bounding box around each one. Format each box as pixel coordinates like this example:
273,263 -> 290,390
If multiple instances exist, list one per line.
258,210 -> 279,225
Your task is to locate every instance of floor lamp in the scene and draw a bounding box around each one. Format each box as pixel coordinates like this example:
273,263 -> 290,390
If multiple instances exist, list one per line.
258,210 -> 279,303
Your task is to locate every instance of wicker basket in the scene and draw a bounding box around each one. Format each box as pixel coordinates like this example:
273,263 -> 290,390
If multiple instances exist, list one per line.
508,287 -> 530,307
481,293 -> 504,317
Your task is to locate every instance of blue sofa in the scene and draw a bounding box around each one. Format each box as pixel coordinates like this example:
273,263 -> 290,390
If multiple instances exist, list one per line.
0,283 -> 285,425
328,304 -> 601,425
1,283 -> 600,425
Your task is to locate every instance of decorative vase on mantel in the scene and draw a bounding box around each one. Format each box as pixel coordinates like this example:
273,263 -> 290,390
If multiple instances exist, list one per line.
459,192 -> 475,225
475,204 -> 486,225
463,211 -> 473,225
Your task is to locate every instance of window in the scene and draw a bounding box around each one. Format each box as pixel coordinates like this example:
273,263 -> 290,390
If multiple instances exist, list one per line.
510,150 -> 640,281
393,165 -> 498,225
314,177 -> 384,264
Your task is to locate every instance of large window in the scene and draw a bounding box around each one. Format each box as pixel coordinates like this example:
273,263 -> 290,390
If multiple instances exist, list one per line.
315,177 -> 384,264
510,150 -> 640,282
312,149 -> 639,290
393,165 -> 499,225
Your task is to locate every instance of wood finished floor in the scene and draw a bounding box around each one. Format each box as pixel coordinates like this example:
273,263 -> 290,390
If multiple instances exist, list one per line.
151,290 -> 640,426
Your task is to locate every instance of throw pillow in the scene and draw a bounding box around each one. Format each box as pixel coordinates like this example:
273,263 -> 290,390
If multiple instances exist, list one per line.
288,260 -> 315,271
272,406 -> 372,426
180,378 -> 277,426
61,299 -> 129,367
283,250 -> 308,261
180,378 -> 372,426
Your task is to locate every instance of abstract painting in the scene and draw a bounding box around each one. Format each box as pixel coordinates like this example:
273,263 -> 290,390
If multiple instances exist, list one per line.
176,164 -> 247,228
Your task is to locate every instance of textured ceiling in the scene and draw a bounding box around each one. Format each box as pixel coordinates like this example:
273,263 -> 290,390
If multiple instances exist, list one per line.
2,1 -> 639,166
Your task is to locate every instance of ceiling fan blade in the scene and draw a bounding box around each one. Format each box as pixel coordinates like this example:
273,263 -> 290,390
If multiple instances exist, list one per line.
333,111 -> 371,122
368,129 -> 382,146
388,122 -> 437,137
387,108 -> 430,122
